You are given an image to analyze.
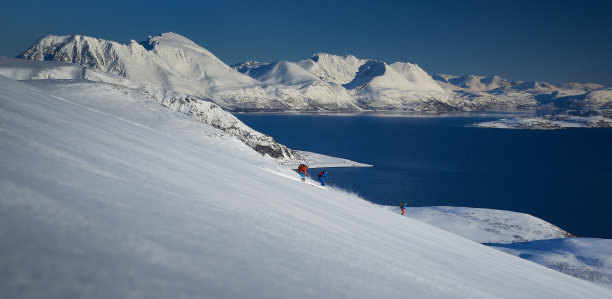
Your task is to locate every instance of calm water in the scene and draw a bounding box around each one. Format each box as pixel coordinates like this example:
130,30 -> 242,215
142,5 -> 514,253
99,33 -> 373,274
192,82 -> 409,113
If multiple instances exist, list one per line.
235,113 -> 612,238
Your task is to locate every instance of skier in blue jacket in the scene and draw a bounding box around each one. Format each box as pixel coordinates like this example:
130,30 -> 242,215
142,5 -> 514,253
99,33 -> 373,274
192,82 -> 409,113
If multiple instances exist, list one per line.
400,202 -> 408,215
317,170 -> 329,186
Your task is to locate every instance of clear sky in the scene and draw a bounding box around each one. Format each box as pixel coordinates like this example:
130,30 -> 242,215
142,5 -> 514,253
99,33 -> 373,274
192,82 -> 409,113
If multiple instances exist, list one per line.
1,0 -> 611,86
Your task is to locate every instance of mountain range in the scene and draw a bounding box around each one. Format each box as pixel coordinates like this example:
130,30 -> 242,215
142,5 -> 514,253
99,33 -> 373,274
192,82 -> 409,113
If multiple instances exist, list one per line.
17,32 -> 612,113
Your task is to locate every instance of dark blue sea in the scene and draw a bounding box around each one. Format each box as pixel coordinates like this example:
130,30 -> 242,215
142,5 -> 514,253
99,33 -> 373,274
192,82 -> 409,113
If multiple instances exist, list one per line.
235,113 -> 612,239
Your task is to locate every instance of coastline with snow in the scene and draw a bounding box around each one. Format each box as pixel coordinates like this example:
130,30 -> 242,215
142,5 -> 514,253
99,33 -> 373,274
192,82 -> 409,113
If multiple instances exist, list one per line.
379,205 -> 612,289
472,111 -> 612,130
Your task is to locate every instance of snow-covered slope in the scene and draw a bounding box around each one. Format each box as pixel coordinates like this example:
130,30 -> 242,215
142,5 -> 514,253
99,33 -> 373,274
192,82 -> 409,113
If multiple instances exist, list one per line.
294,53 -> 366,84
245,61 -> 316,86
2,74 -> 611,298
381,206 -> 611,287
0,57 -> 300,161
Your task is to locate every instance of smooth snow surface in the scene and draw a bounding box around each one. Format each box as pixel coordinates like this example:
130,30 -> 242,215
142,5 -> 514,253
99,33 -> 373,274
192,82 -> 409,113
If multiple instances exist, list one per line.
2,75 -> 611,298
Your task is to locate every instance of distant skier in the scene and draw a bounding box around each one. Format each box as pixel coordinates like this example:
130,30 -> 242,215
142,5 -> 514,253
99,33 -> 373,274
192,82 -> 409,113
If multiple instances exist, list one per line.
318,170 -> 329,186
298,164 -> 308,181
400,202 -> 408,215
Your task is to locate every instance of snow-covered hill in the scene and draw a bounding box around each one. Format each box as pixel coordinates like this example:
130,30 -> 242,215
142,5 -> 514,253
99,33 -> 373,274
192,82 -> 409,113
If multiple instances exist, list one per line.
2,74 -> 611,298
380,206 -> 612,288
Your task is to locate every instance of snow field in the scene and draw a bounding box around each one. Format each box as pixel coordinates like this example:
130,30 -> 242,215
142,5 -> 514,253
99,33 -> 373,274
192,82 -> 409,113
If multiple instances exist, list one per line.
1,75 -> 611,298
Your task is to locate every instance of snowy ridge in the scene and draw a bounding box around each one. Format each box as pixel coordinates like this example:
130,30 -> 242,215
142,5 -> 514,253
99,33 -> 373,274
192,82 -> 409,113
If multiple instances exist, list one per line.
2,74 -> 611,298
295,53 -> 366,84
0,57 -> 300,161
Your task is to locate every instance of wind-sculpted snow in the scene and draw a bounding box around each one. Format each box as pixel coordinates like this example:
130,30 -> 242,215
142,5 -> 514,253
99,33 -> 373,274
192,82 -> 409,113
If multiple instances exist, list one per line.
2,74 -> 611,298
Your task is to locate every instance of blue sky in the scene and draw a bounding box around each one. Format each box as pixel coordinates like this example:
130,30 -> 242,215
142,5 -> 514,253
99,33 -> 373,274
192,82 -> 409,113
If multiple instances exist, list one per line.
1,0 -> 611,85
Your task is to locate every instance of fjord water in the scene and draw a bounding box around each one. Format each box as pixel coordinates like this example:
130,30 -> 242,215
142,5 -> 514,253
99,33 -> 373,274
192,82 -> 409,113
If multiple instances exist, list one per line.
235,113 -> 612,239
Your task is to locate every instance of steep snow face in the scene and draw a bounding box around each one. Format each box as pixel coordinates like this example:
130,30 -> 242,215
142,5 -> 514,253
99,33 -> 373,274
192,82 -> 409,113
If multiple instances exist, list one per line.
344,60 -> 445,93
295,53 -> 366,85
389,62 -> 446,93
245,61 -> 317,86
2,74 -> 612,298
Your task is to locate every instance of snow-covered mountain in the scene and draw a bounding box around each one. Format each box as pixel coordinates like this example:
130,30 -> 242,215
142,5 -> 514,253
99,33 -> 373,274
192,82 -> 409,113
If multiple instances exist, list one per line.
19,33 -> 360,112
17,32 -> 612,113
434,73 -> 611,111
19,33 -> 257,94
294,53 -> 366,84
434,74 -> 513,92
237,54 -> 452,110
435,74 -> 604,93
2,74 -> 611,298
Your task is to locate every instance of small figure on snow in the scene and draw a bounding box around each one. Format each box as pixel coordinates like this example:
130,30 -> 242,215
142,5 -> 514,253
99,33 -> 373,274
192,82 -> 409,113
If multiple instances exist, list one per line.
298,164 -> 308,181
318,170 -> 329,186
400,202 -> 408,215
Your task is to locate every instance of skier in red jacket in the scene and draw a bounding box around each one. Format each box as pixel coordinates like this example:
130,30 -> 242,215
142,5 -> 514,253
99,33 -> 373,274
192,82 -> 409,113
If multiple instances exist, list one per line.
298,164 -> 308,181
